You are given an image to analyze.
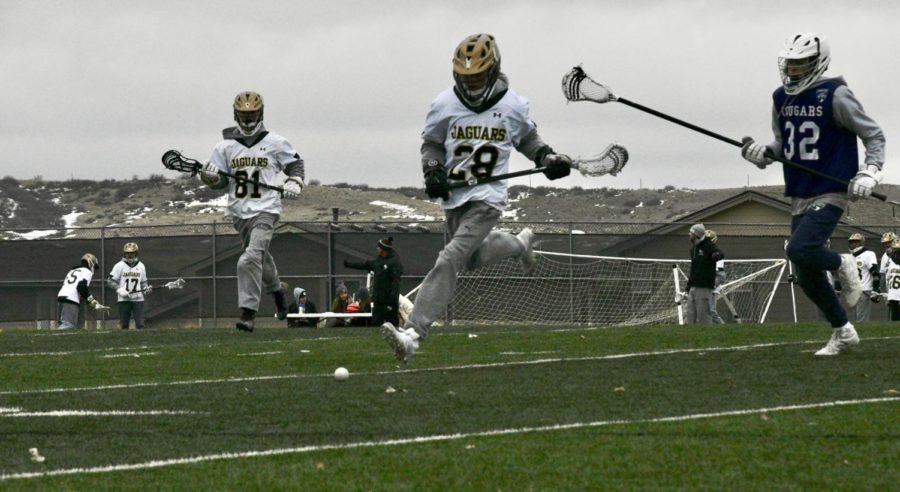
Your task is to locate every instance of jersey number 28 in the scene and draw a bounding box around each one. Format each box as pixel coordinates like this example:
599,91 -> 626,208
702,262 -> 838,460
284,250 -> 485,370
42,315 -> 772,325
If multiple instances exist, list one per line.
448,144 -> 498,181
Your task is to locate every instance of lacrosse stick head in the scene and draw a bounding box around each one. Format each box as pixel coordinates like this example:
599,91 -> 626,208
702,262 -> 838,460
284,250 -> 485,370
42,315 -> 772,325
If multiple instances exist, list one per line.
571,144 -> 629,177
161,150 -> 202,176
165,278 -> 186,289
562,66 -> 617,104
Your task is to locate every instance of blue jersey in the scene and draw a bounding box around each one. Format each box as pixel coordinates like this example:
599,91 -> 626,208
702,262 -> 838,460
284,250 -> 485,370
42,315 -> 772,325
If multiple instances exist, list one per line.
773,79 -> 858,198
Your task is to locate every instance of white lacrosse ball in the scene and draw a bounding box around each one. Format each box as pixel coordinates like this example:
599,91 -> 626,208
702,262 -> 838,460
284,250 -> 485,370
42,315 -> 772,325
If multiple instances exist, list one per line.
334,367 -> 349,382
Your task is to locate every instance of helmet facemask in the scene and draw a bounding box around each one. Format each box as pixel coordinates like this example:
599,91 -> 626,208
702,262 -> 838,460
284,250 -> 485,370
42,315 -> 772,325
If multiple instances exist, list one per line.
234,108 -> 263,136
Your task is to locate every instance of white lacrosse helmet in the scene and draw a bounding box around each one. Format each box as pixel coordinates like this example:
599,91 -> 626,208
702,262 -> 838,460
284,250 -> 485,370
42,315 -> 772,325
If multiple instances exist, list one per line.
778,33 -> 830,95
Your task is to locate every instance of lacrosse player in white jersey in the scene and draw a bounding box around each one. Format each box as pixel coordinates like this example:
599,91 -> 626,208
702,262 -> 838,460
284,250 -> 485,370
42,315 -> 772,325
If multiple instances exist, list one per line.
848,233 -> 880,321
381,33 -> 573,362
200,91 -> 305,332
107,242 -> 150,329
885,238 -> 900,321
878,232 -> 895,294
56,253 -> 110,330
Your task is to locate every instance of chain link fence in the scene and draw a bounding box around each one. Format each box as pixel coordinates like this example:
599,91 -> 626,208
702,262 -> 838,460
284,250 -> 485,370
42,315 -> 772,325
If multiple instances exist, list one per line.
2,220 -> 895,328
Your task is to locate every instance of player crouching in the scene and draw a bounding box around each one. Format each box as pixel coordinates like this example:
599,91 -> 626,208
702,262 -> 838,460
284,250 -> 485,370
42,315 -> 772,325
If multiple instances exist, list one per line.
56,253 -> 110,330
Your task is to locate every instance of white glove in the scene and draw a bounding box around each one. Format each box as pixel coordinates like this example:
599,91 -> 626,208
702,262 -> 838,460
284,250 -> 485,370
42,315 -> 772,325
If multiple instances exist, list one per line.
143,285 -> 153,295
116,287 -> 129,297
741,137 -> 774,169
199,161 -> 222,186
282,177 -> 304,199
674,291 -> 687,305
848,165 -> 883,201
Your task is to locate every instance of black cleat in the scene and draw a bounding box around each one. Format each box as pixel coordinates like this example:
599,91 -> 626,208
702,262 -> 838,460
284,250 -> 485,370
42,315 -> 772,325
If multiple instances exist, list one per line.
235,319 -> 255,332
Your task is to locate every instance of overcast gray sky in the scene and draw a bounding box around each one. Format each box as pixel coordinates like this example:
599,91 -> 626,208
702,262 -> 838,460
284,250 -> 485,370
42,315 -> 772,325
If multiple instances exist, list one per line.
2,0 -> 897,190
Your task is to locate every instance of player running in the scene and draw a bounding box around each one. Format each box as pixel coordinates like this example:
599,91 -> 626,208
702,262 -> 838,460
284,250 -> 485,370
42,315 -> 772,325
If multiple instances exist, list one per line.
380,33 -> 572,362
741,33 -> 886,355
200,91 -> 305,332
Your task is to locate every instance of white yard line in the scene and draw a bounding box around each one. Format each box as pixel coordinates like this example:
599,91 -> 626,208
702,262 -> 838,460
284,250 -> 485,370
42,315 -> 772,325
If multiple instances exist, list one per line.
2,410 -> 202,417
0,336 -> 338,358
100,352 -> 159,359
2,336 -> 897,396
237,351 -> 285,357
0,397 -> 895,482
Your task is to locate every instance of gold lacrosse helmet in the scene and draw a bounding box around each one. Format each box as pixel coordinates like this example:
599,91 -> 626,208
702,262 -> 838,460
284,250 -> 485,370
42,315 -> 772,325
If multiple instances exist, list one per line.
123,242 -> 139,266
892,238 -> 900,250
233,91 -> 264,136
881,232 -> 896,246
705,229 -> 718,243
848,233 -> 865,245
453,33 -> 501,105
81,253 -> 99,271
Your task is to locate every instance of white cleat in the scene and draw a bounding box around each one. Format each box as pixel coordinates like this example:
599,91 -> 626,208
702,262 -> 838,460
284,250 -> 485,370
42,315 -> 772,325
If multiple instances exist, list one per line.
837,254 -> 863,307
815,324 -> 860,356
517,228 -> 537,275
381,323 -> 419,363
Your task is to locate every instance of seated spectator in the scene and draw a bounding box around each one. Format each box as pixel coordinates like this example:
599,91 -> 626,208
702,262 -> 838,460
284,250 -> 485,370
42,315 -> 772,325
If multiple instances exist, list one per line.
348,287 -> 373,326
287,287 -> 318,328
320,283 -> 352,328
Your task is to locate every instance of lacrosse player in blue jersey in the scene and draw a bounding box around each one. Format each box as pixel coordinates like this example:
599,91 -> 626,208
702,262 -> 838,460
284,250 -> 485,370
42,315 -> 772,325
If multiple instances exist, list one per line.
741,33 -> 886,355
200,91 -> 305,332
380,33 -> 572,362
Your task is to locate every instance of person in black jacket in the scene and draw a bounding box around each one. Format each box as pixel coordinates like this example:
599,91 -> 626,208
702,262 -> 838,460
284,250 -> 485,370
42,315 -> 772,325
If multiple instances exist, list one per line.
343,237 -> 404,326
287,287 -> 318,327
685,224 -> 724,324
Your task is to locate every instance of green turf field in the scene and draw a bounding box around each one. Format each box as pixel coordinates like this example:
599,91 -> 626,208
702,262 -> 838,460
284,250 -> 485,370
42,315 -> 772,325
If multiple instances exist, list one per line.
0,323 -> 897,490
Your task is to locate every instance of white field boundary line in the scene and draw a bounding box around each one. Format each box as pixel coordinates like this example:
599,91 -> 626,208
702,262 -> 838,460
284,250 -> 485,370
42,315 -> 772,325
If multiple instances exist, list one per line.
0,396 -> 895,482
2,336 -> 897,397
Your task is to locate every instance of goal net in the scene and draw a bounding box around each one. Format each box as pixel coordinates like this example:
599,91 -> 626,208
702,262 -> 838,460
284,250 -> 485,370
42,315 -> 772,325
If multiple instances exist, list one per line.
438,251 -> 786,326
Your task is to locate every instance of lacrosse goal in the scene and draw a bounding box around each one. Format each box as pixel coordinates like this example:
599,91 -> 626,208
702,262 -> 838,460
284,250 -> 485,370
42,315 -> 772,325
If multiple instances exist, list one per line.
438,251 -> 787,326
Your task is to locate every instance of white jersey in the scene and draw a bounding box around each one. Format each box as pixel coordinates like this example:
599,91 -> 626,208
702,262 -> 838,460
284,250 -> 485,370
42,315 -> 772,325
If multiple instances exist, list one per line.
880,251 -> 892,276
422,87 -> 537,211
853,248 -> 878,291
885,256 -> 900,302
57,266 -> 94,304
109,260 -> 149,302
209,130 -> 300,219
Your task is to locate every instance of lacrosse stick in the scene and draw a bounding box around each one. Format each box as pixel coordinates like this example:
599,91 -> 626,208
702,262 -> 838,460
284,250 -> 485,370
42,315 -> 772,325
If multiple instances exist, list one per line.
448,143 -> 628,189
138,277 -> 186,293
161,150 -> 286,194
562,66 -> 895,204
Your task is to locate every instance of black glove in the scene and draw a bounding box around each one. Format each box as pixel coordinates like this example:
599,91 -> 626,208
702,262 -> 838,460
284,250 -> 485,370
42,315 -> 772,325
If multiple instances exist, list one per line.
423,160 -> 450,200
541,153 -> 572,180
870,292 -> 881,303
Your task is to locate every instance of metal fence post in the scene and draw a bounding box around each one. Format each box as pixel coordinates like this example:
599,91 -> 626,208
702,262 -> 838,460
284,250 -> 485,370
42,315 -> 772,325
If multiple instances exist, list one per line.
327,225 -> 334,309
212,222 -> 217,328
99,225 -> 106,330
568,222 -> 575,324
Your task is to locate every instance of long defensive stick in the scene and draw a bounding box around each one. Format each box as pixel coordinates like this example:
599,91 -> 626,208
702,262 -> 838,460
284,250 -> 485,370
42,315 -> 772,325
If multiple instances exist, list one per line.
562,66 -> 896,205
161,150 -> 286,193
